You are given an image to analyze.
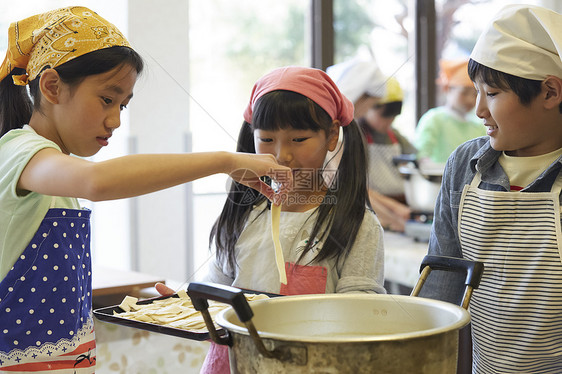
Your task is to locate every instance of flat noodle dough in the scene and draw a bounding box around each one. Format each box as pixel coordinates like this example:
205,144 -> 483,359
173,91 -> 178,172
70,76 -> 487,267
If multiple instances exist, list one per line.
271,203 -> 287,284
115,289 -> 269,332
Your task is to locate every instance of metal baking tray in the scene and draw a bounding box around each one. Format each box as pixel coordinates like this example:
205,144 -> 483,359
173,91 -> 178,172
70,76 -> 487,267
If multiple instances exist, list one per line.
93,289 -> 280,341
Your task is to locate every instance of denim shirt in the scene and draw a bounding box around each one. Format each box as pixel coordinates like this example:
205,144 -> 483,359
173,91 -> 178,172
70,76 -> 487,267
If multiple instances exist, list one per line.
420,136 -> 562,304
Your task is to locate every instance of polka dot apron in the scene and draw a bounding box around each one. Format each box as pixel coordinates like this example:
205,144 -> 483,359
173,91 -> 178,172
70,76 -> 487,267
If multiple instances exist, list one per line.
0,203 -> 95,373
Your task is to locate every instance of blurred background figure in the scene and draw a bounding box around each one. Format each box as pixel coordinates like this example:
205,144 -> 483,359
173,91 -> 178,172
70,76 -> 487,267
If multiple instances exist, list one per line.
414,58 -> 485,164
328,56 -> 415,232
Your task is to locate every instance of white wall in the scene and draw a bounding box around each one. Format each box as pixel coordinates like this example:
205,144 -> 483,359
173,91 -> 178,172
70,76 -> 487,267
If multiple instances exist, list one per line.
127,0 -> 193,282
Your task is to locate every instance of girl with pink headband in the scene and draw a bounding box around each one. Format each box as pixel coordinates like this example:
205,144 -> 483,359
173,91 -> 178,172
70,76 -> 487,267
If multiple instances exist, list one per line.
203,66 -> 386,372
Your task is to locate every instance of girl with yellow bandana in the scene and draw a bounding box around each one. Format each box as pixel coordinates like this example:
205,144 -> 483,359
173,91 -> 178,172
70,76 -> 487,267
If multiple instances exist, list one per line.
0,6 -> 291,373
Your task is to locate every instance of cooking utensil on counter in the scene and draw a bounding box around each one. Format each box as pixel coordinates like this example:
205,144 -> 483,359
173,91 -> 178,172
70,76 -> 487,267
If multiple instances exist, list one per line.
392,155 -> 444,241
392,154 -> 444,214
188,255 -> 483,374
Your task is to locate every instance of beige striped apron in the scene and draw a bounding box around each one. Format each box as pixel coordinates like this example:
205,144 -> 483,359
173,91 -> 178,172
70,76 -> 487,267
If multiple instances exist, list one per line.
458,171 -> 562,373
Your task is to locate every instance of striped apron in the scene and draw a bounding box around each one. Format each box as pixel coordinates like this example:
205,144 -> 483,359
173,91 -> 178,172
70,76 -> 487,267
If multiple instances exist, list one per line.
0,202 -> 95,373
459,171 -> 562,373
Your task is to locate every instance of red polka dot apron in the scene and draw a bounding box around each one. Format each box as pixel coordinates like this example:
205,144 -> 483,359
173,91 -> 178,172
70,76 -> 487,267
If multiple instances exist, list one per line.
0,205 -> 95,373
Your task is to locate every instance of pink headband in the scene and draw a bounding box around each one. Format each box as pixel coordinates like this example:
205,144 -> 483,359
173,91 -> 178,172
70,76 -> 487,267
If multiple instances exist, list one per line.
243,66 -> 354,126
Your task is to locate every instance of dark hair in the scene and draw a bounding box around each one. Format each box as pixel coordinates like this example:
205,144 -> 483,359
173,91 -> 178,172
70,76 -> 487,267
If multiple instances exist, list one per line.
374,101 -> 402,118
209,90 -> 371,272
0,46 -> 144,137
468,58 -> 562,113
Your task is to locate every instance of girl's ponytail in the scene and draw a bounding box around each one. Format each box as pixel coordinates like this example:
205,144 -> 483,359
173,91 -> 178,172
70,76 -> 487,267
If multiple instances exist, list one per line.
307,118 -> 370,263
0,68 -> 33,137
337,119 -> 370,212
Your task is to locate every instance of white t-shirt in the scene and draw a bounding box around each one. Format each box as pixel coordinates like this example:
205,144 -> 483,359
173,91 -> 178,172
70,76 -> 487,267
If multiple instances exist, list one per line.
0,126 -> 80,280
207,201 -> 386,294
499,147 -> 562,190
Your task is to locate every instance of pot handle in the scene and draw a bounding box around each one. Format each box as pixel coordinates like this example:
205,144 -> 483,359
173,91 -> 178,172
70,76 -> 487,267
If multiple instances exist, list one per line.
187,282 -> 276,358
411,255 -> 484,309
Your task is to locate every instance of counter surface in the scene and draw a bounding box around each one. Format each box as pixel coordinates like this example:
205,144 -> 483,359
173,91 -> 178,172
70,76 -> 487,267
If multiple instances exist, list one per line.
383,231 -> 429,289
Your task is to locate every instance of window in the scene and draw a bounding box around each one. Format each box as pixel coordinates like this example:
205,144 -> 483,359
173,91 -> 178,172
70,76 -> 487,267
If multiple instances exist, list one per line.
434,0 -> 549,105
333,0 -> 415,138
189,0 -> 310,279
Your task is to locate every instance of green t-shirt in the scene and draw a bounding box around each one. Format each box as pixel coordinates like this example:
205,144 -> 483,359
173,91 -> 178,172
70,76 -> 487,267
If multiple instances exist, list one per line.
0,125 -> 80,280
414,106 -> 487,163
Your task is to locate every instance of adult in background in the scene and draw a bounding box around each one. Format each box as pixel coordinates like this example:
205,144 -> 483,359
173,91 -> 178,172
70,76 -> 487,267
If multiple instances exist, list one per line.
415,58 -> 486,164
328,58 -> 414,232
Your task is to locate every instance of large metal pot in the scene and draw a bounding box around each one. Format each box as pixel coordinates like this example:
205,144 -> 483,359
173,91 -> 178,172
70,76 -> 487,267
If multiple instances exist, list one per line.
393,155 -> 444,213
189,256 -> 483,374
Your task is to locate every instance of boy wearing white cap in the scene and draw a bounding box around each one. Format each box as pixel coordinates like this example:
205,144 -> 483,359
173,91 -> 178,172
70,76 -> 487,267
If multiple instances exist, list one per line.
422,5 -> 562,373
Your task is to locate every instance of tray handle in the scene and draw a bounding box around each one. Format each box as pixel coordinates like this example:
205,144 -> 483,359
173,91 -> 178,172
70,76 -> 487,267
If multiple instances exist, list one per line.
410,255 -> 484,309
187,282 -> 276,358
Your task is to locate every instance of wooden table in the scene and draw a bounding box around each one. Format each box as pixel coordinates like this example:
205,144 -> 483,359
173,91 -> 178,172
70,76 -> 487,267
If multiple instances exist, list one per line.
92,266 -> 165,296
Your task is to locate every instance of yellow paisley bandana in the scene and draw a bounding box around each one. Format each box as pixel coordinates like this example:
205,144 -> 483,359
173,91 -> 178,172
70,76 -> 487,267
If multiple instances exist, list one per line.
0,6 -> 131,86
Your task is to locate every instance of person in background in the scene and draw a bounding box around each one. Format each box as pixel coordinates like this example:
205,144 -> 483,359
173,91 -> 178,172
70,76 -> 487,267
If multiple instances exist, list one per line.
328,58 -> 414,232
415,58 -> 486,164
421,5 -> 562,372
0,7 -> 292,373
193,66 -> 385,373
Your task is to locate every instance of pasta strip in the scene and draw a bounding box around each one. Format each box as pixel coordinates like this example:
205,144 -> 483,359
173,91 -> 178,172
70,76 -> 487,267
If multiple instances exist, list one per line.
114,290 -> 268,332
271,203 -> 287,284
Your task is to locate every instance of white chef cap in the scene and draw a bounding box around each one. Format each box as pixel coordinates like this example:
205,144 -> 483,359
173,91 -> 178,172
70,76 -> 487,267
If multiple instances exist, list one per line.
327,57 -> 389,103
470,4 -> 562,80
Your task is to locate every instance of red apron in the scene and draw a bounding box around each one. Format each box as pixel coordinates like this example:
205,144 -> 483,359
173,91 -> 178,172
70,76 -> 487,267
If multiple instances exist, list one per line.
202,255 -> 328,373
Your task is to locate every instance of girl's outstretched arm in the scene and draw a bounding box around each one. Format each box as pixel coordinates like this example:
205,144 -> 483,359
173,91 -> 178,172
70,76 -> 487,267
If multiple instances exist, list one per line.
18,149 -> 291,202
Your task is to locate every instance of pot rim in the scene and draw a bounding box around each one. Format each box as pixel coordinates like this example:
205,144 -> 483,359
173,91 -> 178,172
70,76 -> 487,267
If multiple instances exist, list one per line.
216,294 -> 470,343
